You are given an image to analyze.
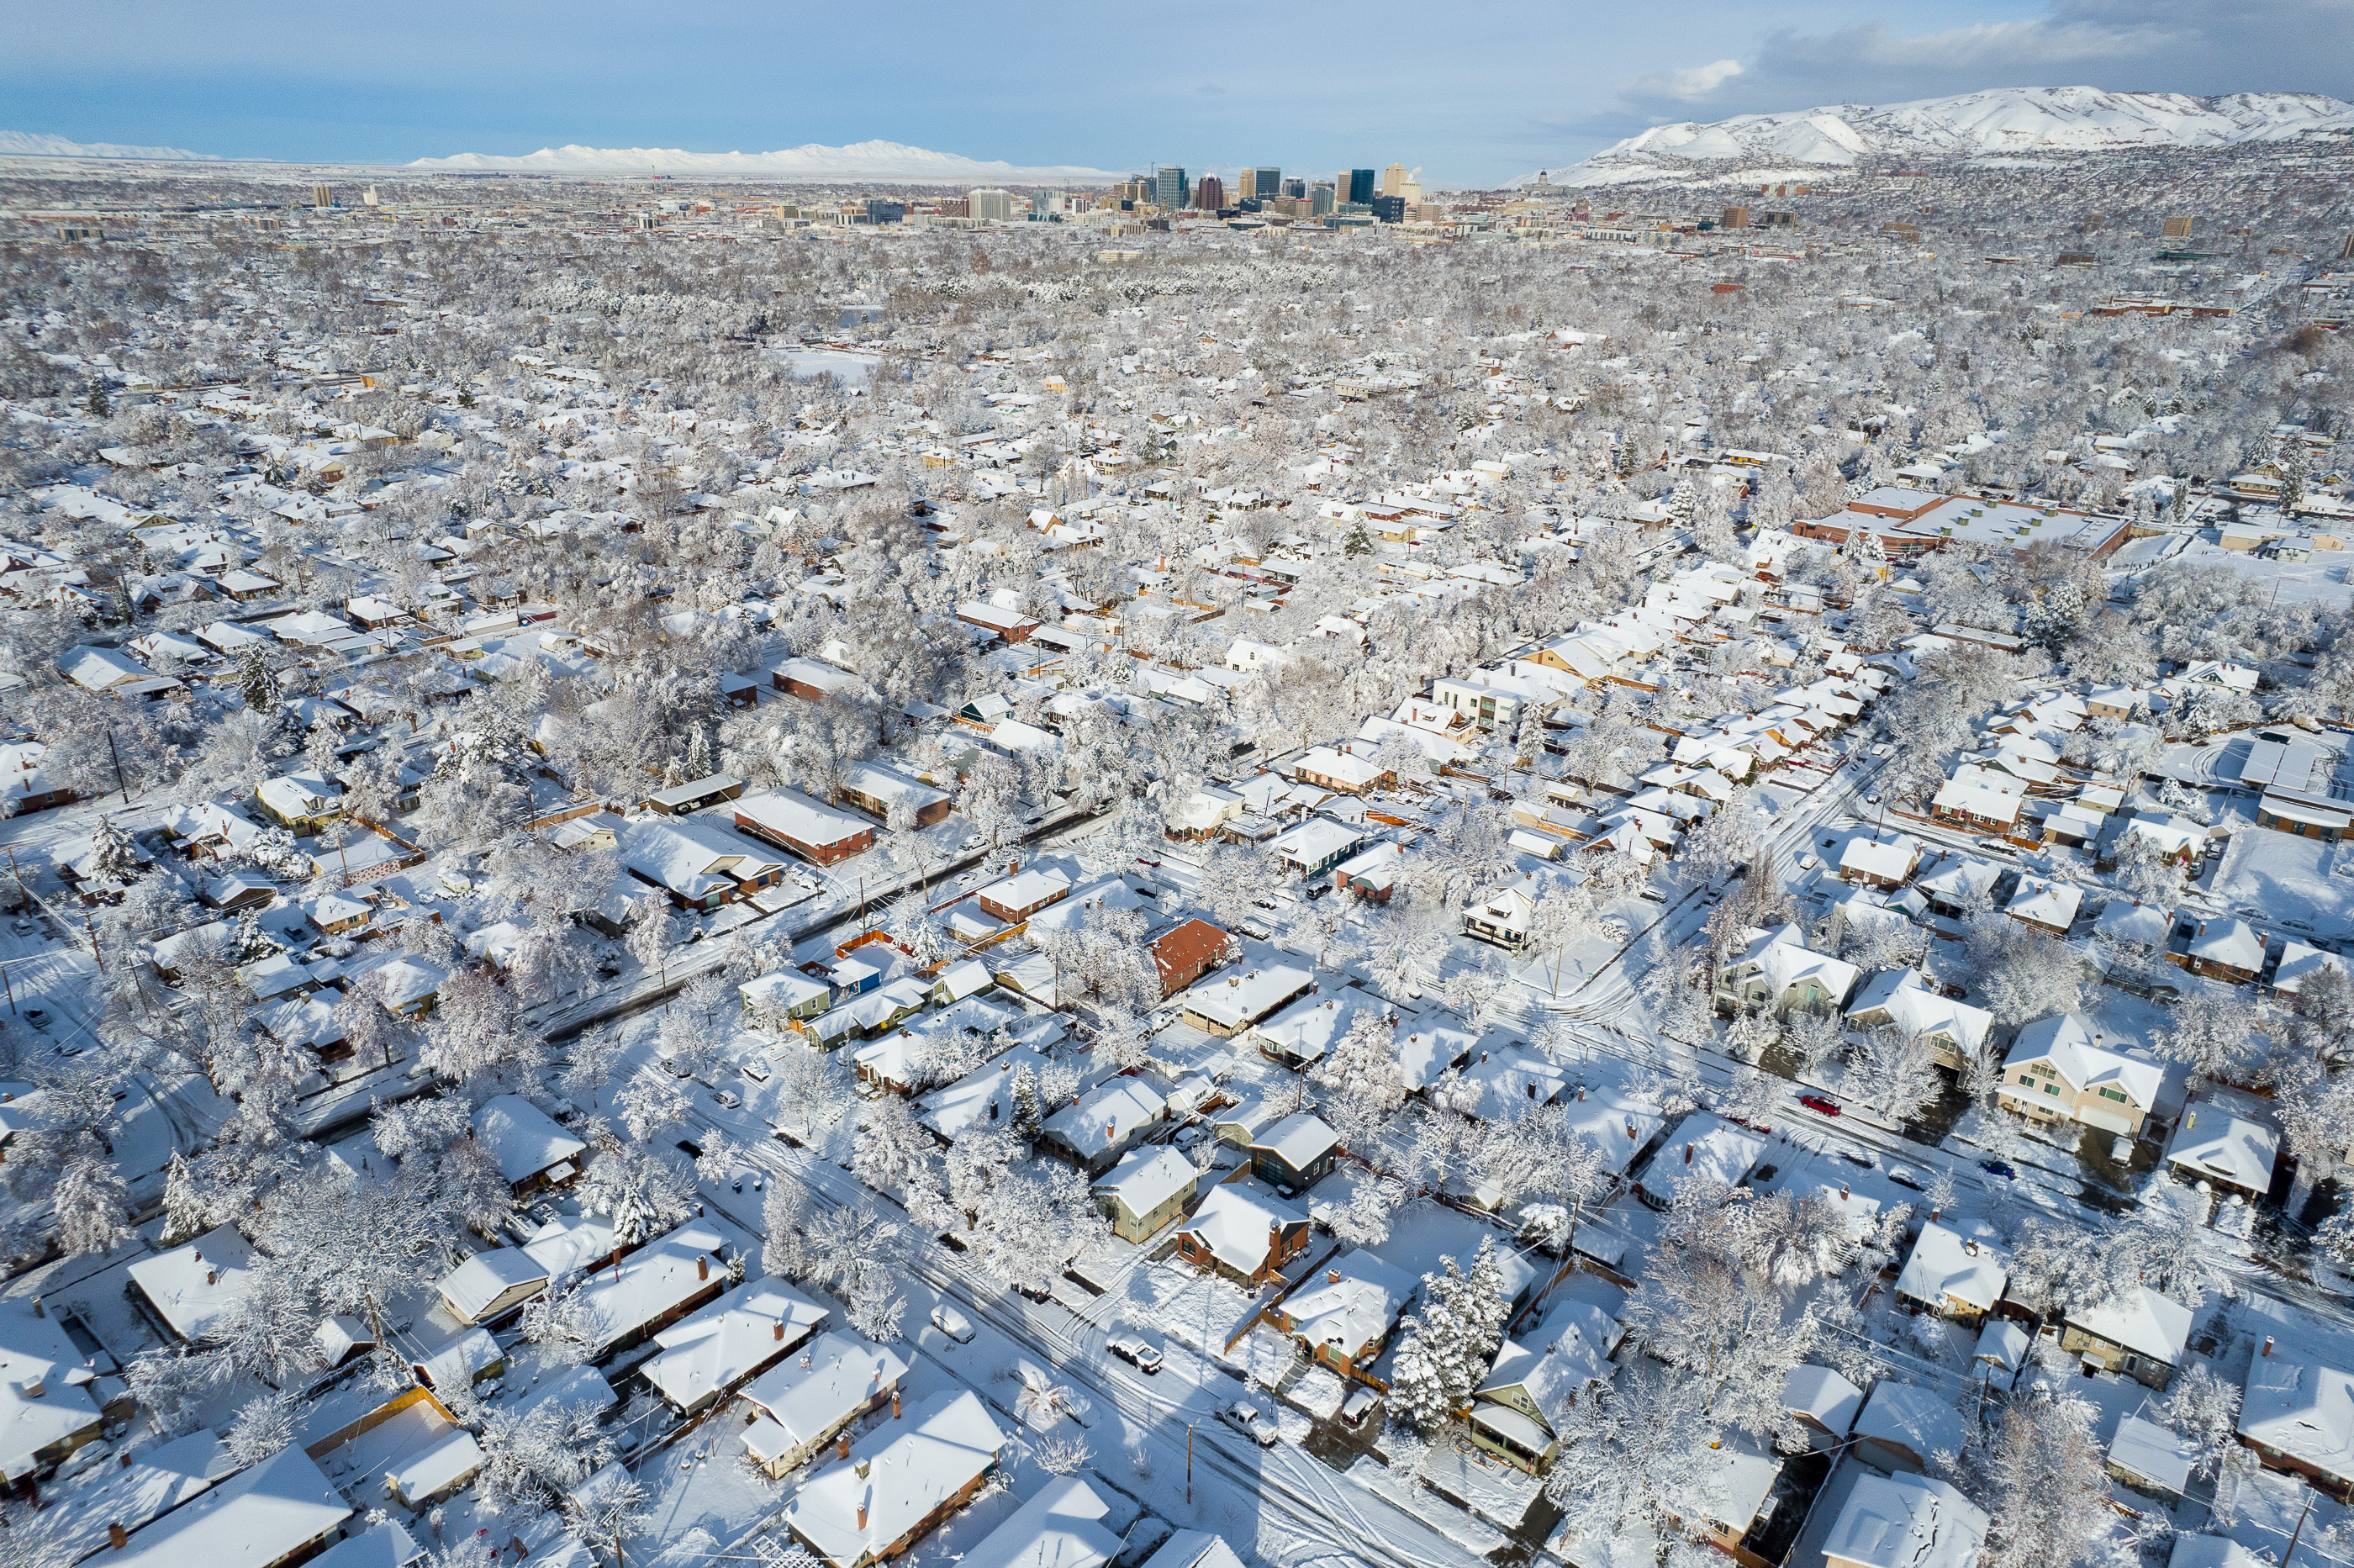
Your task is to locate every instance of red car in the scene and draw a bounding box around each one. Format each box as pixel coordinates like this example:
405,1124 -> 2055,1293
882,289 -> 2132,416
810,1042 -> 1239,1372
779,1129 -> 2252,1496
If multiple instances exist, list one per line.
1797,1093 -> 1842,1117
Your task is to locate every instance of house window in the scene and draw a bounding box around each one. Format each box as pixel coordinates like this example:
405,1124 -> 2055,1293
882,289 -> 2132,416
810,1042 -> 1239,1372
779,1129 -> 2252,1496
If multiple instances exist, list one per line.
2017,1072 -> 2036,1085
2042,1083 -> 2061,1096
2097,1087 -> 2130,1104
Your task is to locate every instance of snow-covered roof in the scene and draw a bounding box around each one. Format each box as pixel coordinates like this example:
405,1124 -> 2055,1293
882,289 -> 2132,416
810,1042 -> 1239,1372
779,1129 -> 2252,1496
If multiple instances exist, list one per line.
643,1274 -> 831,1411
1178,1184 -> 1307,1275
1782,1364 -> 1864,1435
2110,1413 -> 2198,1495
126,1223 -> 256,1343
2241,1355 -> 2354,1483
1251,1111 -> 1339,1171
521,1212 -> 619,1277
1642,1114 -> 1766,1202
1277,1249 -> 1413,1359
573,1222 -> 731,1354
109,1445 -> 351,1568
779,1388 -> 1006,1568
1894,1222 -> 2009,1313
437,1246 -> 552,1324
1178,964 -> 1315,1031
1839,834 -> 1920,882
1042,1076 -> 1166,1159
1823,1472 -> 1986,1568
2189,917 -> 2266,972
0,1297 -> 103,1481
741,1329 -> 910,1462
472,1094 -> 587,1186
961,1474 -> 1124,1568
1853,1380 -> 1966,1467
2005,1013 -> 2164,1110
2067,1285 -> 2191,1364
1094,1146 -> 1198,1218
2168,1108 -> 2279,1191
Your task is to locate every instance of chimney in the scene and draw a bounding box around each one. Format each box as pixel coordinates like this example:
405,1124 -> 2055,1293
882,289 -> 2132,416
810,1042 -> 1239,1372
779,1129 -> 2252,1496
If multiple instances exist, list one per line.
205,1270 -> 217,1286
120,1450 -> 132,1468
857,1502 -> 868,1532
1683,1143 -> 1693,1164
2264,1336 -> 2276,1357
802,1351 -> 813,1368
1965,1239 -> 1978,1257
108,1523 -> 127,1550
774,1319 -> 785,1342
697,1254 -> 710,1280
1839,1184 -> 1850,1201
892,1389 -> 902,1418
1930,1208 -> 1940,1224
838,1434 -> 852,1461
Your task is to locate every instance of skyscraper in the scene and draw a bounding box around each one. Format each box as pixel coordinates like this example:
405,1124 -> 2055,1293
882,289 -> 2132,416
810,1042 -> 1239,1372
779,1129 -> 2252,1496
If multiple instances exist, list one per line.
1154,166 -> 1188,209
1283,178 -> 1306,199
1236,168 -> 1257,200
1254,169 -> 1280,203
1311,182 -> 1336,217
1346,170 -> 1375,205
1193,173 -> 1226,211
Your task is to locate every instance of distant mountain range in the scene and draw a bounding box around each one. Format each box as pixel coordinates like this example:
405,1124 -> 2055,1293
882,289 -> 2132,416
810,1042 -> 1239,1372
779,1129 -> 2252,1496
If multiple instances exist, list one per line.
0,130 -> 223,161
406,139 -> 1122,182
1527,87 -> 2354,186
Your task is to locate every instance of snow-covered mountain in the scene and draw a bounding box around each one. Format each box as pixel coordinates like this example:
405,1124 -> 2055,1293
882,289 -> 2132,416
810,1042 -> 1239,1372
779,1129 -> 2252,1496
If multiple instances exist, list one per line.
406,139 -> 1121,182
1531,87 -> 2354,185
0,130 -> 222,161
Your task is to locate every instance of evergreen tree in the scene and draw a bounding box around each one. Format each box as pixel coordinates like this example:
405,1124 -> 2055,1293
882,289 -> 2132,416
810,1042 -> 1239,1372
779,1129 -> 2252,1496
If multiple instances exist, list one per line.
238,643 -> 277,715
86,382 -> 109,419
1011,1064 -> 1044,1142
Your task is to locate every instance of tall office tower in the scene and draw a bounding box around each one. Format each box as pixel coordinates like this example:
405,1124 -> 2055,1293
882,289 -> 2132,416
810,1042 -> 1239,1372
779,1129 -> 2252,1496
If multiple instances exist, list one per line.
1347,169 -> 1375,205
1193,173 -> 1226,211
311,183 -> 333,208
1380,162 -> 1407,196
1154,166 -> 1188,209
1311,182 -> 1336,216
1283,178 -> 1306,199
1254,169 -> 1280,202
1236,168 -> 1257,200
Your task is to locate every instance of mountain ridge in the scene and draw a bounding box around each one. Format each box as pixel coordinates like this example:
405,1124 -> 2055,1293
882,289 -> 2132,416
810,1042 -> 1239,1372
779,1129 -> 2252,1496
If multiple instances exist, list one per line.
405,138 -> 1122,182
1526,87 -> 2354,187
0,130 -> 223,161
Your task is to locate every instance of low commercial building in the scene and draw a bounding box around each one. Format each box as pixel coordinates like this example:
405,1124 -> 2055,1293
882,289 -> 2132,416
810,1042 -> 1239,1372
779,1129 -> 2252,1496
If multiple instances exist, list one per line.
733,789 -> 877,867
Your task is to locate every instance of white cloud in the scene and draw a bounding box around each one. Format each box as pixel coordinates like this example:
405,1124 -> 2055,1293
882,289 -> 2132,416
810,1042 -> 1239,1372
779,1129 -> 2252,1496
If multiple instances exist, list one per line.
1642,58 -> 1744,102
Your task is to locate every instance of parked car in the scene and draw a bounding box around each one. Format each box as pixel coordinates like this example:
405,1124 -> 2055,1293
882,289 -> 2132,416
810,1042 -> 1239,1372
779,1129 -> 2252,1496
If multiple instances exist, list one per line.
1834,1148 -> 1872,1169
8,919 -> 32,937
1340,1387 -> 1380,1428
23,1009 -> 47,1032
931,1304 -> 975,1343
1219,1399 -> 1280,1447
739,1055 -> 771,1082
1797,1093 -> 1841,1117
711,1088 -> 742,1111
661,1056 -> 694,1078
1110,1333 -> 1164,1373
960,833 -> 986,853
1886,1167 -> 1928,1193
1979,1159 -> 2018,1180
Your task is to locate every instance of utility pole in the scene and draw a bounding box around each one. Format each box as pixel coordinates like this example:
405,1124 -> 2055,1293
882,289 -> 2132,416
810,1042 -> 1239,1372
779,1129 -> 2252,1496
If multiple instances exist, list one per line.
84,916 -> 102,973
1186,1422 -> 1194,1506
105,727 -> 129,805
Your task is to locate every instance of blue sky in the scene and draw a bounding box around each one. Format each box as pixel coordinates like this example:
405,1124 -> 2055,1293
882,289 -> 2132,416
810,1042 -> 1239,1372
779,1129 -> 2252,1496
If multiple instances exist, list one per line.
7,0 -> 2353,185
